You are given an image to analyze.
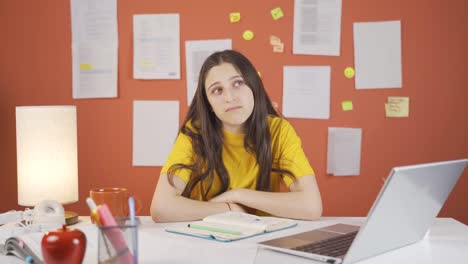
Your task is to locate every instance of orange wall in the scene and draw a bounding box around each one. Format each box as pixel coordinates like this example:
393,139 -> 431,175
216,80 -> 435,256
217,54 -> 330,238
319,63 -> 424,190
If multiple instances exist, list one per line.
1,0 -> 467,223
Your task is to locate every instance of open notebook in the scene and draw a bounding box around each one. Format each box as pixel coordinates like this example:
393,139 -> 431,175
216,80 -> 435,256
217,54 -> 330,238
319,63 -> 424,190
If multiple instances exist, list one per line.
166,212 -> 297,242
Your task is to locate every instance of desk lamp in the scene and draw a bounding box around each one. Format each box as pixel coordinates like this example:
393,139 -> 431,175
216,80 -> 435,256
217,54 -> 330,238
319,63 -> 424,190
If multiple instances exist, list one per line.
16,105 -> 79,225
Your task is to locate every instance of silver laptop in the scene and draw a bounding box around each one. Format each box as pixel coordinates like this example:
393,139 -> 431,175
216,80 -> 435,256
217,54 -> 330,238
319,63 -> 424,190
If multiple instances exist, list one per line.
259,159 -> 468,264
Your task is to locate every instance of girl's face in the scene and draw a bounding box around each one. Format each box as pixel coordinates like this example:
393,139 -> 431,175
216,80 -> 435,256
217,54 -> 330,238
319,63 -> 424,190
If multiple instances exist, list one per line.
204,62 -> 254,134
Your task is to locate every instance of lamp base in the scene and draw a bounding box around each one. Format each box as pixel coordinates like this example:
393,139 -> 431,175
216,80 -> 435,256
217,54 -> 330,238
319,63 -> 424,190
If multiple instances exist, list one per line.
65,211 -> 79,225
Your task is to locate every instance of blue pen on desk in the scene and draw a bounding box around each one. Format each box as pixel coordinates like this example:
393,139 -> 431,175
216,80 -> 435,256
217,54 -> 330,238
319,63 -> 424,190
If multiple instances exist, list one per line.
128,197 -> 138,264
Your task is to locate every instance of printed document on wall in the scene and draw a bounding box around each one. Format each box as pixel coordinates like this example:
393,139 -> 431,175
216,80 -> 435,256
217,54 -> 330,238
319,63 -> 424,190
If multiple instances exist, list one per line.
70,0 -> 118,99
133,101 -> 179,166
282,66 -> 330,119
133,14 -> 180,79
185,39 -> 232,105
293,0 -> 342,56
354,21 -> 402,89
327,127 -> 362,176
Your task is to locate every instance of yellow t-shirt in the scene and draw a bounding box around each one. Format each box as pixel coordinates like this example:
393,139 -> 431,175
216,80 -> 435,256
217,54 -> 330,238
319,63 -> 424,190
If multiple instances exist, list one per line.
161,116 -> 315,200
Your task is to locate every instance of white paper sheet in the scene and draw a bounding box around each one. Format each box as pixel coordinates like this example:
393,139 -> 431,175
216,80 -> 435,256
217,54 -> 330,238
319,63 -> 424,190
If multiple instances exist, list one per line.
70,0 -> 118,43
185,39 -> 232,105
327,127 -> 362,176
133,14 -> 180,79
282,66 -> 330,119
353,20 -> 402,89
133,101 -> 179,166
293,0 -> 342,56
71,43 -> 118,99
70,0 -> 118,99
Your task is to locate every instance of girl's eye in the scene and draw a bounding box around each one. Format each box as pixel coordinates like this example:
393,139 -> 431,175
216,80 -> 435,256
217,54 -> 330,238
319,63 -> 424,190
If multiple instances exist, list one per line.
211,87 -> 222,95
233,80 -> 244,87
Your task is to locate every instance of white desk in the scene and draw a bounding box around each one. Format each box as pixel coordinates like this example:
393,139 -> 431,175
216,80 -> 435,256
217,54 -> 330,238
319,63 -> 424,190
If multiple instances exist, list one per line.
1,217 -> 467,264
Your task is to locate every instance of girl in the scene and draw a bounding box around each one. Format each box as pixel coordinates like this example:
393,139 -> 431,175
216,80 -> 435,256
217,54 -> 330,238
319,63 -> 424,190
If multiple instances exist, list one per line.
151,50 -> 322,222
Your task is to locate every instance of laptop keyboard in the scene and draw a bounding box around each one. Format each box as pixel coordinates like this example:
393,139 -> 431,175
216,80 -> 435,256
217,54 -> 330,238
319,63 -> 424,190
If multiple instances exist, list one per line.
292,231 -> 358,257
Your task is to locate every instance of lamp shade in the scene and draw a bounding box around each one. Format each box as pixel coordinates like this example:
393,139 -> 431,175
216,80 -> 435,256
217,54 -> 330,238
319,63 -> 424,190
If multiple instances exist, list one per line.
16,106 -> 78,206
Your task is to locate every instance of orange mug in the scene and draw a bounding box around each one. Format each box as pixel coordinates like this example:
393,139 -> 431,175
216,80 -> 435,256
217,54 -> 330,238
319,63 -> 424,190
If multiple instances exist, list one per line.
89,187 -> 140,219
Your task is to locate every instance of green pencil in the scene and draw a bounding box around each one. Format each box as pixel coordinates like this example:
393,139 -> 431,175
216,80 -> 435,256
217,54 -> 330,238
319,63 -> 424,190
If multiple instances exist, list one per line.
188,224 -> 242,235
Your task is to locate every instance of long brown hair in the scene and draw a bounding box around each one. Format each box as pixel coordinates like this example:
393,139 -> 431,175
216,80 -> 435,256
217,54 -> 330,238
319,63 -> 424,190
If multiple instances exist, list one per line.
168,50 -> 291,200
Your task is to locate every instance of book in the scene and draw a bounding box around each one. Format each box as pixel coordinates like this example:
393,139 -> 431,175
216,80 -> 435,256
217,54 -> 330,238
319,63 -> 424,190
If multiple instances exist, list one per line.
1,232 -> 44,263
0,224 -> 97,263
165,212 -> 297,242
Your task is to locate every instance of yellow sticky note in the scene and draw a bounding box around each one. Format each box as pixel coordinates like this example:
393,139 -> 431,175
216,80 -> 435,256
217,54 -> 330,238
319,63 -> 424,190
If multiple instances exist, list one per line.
271,7 -> 284,20
272,43 -> 284,53
270,35 -> 281,46
229,12 -> 240,23
385,97 -> 410,117
242,30 -> 254,40
270,35 -> 284,52
344,67 -> 355,78
342,101 -> 353,111
80,64 -> 92,70
388,96 -> 409,105
385,103 -> 403,117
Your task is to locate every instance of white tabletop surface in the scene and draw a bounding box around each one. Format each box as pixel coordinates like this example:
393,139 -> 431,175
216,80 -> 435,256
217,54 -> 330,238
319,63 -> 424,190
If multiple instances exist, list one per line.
1,216 -> 467,264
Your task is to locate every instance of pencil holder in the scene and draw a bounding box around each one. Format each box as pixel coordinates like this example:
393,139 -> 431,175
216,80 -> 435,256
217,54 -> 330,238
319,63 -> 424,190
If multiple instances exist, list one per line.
98,217 -> 139,264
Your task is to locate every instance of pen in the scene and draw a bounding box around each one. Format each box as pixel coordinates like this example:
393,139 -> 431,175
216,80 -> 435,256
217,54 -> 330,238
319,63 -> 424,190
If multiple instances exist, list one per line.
86,197 -> 101,225
128,197 -> 138,264
188,224 -> 242,235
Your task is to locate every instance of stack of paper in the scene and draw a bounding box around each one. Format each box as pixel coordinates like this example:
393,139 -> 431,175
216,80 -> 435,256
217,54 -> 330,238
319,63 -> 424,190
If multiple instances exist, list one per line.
327,127 -> 362,176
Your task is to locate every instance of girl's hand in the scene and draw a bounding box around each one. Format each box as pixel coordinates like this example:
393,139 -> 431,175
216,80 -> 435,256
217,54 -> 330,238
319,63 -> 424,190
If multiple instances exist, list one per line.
228,203 -> 247,212
210,189 -> 251,213
210,189 -> 241,203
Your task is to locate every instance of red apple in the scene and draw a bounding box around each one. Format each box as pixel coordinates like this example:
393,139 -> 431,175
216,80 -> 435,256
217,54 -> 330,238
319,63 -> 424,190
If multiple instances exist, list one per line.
41,225 -> 87,264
